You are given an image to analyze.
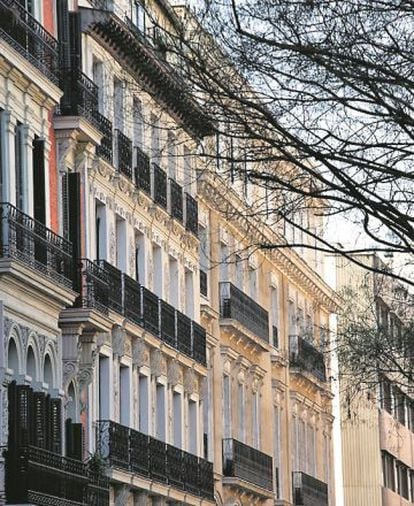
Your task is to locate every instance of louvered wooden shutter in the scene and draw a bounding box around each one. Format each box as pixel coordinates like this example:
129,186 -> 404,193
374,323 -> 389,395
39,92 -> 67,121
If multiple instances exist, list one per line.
69,12 -> 81,70
32,392 -> 47,448
68,172 -> 81,259
49,397 -> 62,454
61,172 -> 69,239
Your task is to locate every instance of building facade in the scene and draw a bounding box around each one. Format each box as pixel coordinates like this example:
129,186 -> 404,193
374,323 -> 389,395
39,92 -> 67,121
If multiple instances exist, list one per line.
332,253 -> 414,506
0,1 -> 338,505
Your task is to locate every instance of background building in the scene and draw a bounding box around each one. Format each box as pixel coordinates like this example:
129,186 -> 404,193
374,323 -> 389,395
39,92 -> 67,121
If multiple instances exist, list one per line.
331,253 -> 414,506
0,0 -> 339,505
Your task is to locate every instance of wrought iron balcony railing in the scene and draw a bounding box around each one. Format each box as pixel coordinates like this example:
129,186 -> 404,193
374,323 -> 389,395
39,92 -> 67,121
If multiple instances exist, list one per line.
185,193 -> 198,236
222,438 -> 273,491
74,259 -> 109,314
169,178 -> 183,222
123,273 -> 141,325
0,0 -> 60,84
0,203 -> 73,288
97,420 -> 214,499
200,269 -> 208,297
74,263 -> 207,365
96,115 -> 113,164
115,129 -> 133,179
96,259 -> 123,314
219,282 -> 269,343
289,335 -> 327,382
6,445 -> 87,505
5,445 -> 109,506
58,68 -> 102,130
292,471 -> 328,506
134,146 -> 151,195
153,163 -> 167,209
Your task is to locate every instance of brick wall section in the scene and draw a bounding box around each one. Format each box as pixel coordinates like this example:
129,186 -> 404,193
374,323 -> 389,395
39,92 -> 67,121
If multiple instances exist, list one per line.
42,1 -> 59,233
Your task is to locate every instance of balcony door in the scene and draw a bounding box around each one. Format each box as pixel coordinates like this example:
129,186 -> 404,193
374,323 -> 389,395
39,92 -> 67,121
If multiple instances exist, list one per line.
33,137 -> 45,224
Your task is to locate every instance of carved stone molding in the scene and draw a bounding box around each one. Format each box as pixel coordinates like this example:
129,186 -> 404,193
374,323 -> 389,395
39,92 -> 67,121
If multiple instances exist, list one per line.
132,339 -> 149,368
167,360 -> 181,386
112,325 -> 126,358
150,349 -> 165,377
184,368 -> 197,395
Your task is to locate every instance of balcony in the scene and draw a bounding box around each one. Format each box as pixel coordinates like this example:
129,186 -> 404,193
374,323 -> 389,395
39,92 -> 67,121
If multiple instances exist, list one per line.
78,7 -> 214,138
219,282 -> 269,343
58,68 -> 101,131
169,178 -> 184,222
74,258 -> 109,314
134,146 -> 151,195
222,438 -> 273,493
77,265 -> 207,365
97,259 -> 123,314
289,335 -> 326,382
5,445 -> 109,506
0,203 -> 73,288
292,471 -> 328,506
185,193 -> 198,236
97,420 -> 214,500
153,163 -> 167,209
0,0 -> 60,84
96,115 -> 113,164
115,129 -> 133,179
200,269 -> 208,297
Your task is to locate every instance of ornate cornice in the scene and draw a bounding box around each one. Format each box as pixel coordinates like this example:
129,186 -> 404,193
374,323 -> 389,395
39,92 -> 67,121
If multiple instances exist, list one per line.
198,170 -> 340,312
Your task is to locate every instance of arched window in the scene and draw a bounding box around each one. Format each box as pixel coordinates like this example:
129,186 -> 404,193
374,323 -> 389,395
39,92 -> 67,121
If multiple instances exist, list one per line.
67,382 -> 77,421
27,346 -> 36,381
44,354 -> 53,388
7,338 -> 19,375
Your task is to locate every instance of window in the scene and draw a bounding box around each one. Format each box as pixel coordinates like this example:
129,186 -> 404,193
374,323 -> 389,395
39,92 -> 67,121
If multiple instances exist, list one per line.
393,387 -> 406,425
116,215 -> 126,271
397,461 -> 409,499
156,383 -> 166,441
220,242 -> 229,281
152,243 -> 163,297
238,383 -> 245,442
380,378 -> 392,413
133,0 -> 146,33
183,145 -> 192,191
185,269 -> 194,318
252,391 -> 260,448
248,266 -> 257,299
173,391 -> 182,448
92,58 -> 104,114
274,406 -> 282,498
271,286 -> 279,347
188,399 -> 197,454
119,364 -> 130,426
235,254 -> 244,290
169,256 -> 179,307
15,122 -> 24,210
223,374 -> 231,439
167,131 -> 176,179
138,374 -> 149,433
113,79 -> 124,131
135,230 -> 146,284
99,355 -> 110,419
95,201 -> 106,261
382,451 -> 395,491
151,115 -> 160,162
132,98 -> 143,152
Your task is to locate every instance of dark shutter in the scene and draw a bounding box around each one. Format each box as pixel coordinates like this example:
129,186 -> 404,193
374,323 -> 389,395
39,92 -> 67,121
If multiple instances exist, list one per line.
56,0 -> 70,66
69,12 -> 81,70
62,173 -> 69,239
33,138 -> 46,225
68,172 -> 81,259
32,391 -> 47,448
49,397 -> 62,453
66,418 -> 84,460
